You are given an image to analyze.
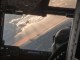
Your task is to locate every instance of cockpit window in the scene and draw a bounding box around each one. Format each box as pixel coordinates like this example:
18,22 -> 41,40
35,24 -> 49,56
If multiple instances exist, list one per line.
49,0 -> 77,8
3,13 -> 73,52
